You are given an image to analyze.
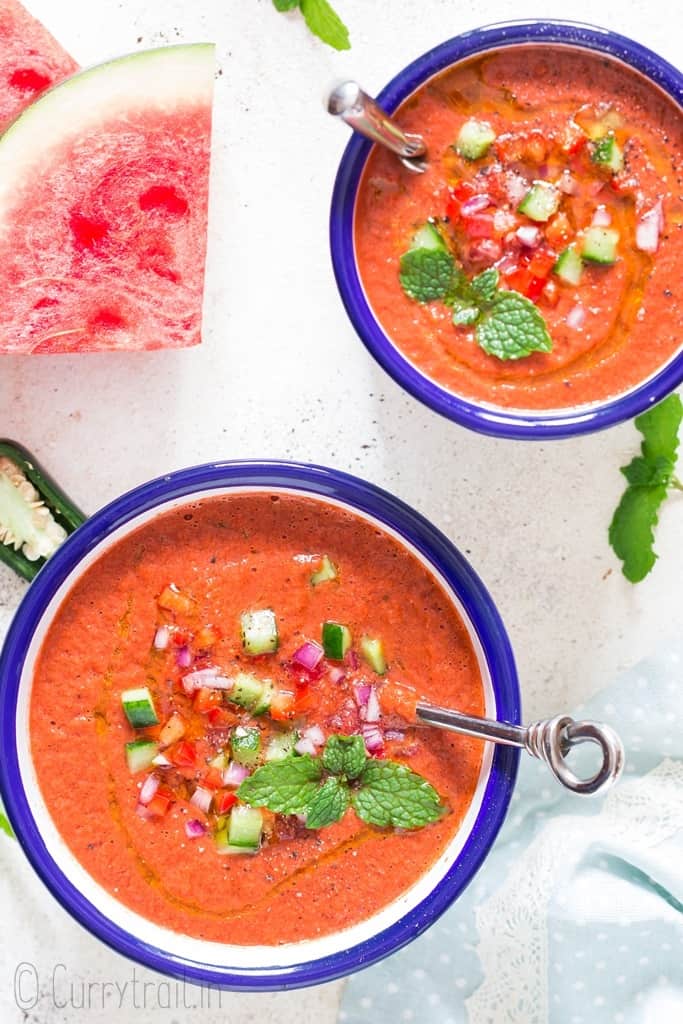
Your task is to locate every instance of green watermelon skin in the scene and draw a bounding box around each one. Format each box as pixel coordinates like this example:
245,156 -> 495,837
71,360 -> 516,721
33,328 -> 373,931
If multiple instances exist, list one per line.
0,0 -> 78,132
0,44 -> 214,354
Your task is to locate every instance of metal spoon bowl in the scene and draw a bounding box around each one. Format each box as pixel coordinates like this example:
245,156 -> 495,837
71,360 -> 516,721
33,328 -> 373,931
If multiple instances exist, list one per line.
327,80 -> 428,173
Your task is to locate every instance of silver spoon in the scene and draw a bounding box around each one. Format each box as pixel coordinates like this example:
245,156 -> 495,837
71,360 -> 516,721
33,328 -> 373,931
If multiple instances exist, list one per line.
327,80 -> 428,173
416,703 -> 624,796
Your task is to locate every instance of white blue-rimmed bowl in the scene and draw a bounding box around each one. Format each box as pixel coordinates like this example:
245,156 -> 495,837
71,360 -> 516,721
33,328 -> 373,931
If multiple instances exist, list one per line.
330,20 -> 683,440
0,461 -> 519,990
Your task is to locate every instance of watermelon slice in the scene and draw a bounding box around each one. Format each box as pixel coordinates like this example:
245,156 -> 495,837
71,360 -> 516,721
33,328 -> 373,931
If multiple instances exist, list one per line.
0,44 -> 214,353
0,0 -> 78,132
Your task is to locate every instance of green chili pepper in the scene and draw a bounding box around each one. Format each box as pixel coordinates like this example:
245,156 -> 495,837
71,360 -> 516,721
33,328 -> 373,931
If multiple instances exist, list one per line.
0,440 -> 85,581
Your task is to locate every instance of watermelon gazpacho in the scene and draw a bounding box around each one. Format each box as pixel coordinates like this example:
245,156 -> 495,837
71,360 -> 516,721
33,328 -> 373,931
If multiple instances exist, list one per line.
0,0 -> 77,132
30,492 -> 485,945
354,46 -> 683,410
0,44 -> 214,354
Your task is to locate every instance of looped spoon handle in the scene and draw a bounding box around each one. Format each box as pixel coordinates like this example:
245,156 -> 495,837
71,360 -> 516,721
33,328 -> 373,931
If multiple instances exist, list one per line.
416,703 -> 624,796
327,80 -> 428,173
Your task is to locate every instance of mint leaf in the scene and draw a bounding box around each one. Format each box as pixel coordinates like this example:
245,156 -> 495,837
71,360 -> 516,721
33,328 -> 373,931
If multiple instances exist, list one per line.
636,394 -> 682,464
622,454 -> 674,488
471,267 -> 499,303
451,301 -> 480,327
322,733 -> 367,780
608,393 -> 682,583
273,0 -> 300,10
305,776 -> 350,829
609,484 -> 668,583
399,248 -> 455,303
237,754 -> 322,814
476,290 -> 552,361
352,761 -> 445,829
0,808 -> 13,839
300,0 -> 350,50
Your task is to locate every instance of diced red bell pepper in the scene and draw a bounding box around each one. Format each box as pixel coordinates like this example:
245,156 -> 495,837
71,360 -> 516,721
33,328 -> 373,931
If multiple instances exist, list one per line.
202,767 -> 225,790
207,706 -> 238,730
504,267 -> 534,296
146,785 -> 175,817
527,248 -> 557,278
269,688 -> 297,722
213,790 -> 238,815
194,624 -> 221,650
157,584 -> 195,615
193,687 -> 222,714
526,276 -> 547,302
171,628 -> 192,647
446,181 -> 476,222
562,120 -> 588,155
168,740 -> 197,768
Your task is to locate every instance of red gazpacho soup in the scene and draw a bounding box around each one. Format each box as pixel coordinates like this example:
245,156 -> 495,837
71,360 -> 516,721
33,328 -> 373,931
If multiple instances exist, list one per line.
354,46 -> 683,410
30,493 -> 485,945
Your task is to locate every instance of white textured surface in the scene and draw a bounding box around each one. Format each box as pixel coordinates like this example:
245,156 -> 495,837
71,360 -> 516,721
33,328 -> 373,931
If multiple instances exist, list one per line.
0,0 -> 681,1021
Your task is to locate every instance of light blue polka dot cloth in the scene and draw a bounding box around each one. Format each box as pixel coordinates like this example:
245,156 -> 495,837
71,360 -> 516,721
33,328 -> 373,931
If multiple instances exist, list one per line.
340,641 -> 683,1024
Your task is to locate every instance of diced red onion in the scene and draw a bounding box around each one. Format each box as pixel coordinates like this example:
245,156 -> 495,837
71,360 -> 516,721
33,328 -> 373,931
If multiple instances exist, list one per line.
365,687 -> 381,724
361,724 -> 384,753
468,238 -> 502,263
384,729 -> 406,741
152,753 -> 172,767
346,649 -> 360,671
223,761 -> 250,787
591,206 -> 612,227
353,684 -> 371,707
185,819 -> 207,839
635,202 -> 662,254
460,193 -> 490,216
153,626 -> 170,650
328,666 -> 346,685
182,668 -> 232,694
493,209 -> 517,234
135,803 -> 153,821
566,304 -> 586,330
557,171 -> 578,196
302,724 -> 325,748
175,645 -> 193,669
190,786 -> 213,814
505,173 -> 529,207
292,640 -> 324,672
497,253 -> 520,276
295,814 -> 308,825
139,774 -> 160,806
516,225 -> 541,248
294,736 -> 318,756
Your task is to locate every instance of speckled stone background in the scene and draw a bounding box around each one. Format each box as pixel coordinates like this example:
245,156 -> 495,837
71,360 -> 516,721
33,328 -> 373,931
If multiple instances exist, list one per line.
0,1 -> 681,1021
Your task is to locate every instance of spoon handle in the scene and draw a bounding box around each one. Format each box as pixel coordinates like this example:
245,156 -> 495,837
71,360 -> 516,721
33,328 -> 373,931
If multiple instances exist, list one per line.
327,80 -> 427,173
416,702 -> 624,797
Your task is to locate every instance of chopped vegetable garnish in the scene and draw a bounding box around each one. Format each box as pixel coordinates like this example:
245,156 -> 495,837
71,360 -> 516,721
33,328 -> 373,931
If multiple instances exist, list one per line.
360,636 -> 387,675
241,609 -> 279,655
125,739 -> 159,774
582,227 -> 619,264
231,726 -> 262,766
159,712 -> 186,747
122,687 -> 159,729
157,583 -> 195,615
518,181 -> 560,223
322,621 -> 352,660
310,554 -> 338,585
455,119 -> 496,160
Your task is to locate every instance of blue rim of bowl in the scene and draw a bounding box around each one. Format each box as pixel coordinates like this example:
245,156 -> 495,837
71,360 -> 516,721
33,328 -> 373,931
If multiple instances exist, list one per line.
330,20 -> 683,440
0,460 -> 519,990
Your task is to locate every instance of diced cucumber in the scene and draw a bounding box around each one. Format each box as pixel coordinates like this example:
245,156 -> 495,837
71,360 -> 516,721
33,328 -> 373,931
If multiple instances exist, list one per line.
121,687 -> 159,728
240,609 -> 279,655
553,245 -> 583,286
230,726 -> 261,766
228,805 -> 263,850
410,222 -> 445,252
265,731 -> 298,762
455,119 -> 496,160
322,621 -> 352,660
591,133 -> 624,173
230,671 -> 271,714
518,181 -> 560,223
311,554 -> 338,586
125,739 -> 159,773
582,227 -> 619,265
360,636 -> 387,675
209,750 -> 228,771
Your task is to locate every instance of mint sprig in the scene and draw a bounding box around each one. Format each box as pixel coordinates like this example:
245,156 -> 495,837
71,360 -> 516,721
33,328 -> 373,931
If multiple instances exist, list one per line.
237,734 -> 445,832
272,0 -> 350,50
609,394 -> 682,582
397,229 -> 553,361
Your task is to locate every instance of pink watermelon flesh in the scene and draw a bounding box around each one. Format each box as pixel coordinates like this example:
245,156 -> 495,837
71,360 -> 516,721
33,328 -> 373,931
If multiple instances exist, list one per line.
0,78 -> 212,353
0,0 -> 78,131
